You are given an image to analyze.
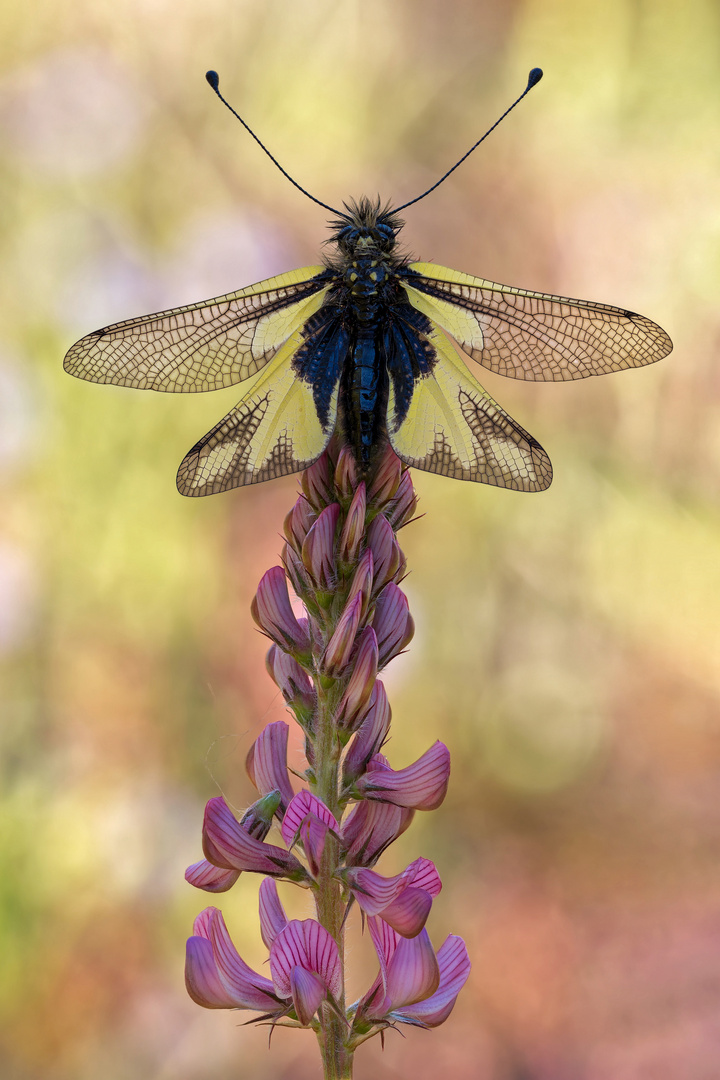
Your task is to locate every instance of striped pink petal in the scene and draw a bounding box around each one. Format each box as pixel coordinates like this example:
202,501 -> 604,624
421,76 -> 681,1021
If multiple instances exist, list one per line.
342,680 -> 391,781
185,858 -> 240,894
281,790 -> 338,847
301,503 -> 340,588
372,582 -> 414,666
402,857 -> 442,898
395,936 -> 471,1027
290,966 -> 327,1026
347,862 -> 437,937
354,743 -> 450,810
185,907 -> 279,1012
269,919 -> 342,1001
384,928 -> 440,1010
258,878 -> 288,949
342,798 -> 415,866
245,721 -> 295,815
251,566 -> 311,653
203,796 -> 305,879
379,886 -> 433,938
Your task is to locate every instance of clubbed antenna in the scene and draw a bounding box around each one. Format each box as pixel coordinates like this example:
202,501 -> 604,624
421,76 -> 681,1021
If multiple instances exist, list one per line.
205,70 -> 341,215
392,67 -> 544,213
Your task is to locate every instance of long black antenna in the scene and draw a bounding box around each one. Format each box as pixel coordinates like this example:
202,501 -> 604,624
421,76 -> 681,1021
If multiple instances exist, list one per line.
205,70 -> 341,215
392,67 -> 544,213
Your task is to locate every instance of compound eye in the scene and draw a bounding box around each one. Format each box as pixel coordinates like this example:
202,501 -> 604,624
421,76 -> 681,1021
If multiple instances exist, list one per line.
375,223 -> 395,249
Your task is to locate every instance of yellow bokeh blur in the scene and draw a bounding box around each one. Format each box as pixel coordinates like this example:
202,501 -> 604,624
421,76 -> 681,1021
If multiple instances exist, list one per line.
1,2 -> 718,1078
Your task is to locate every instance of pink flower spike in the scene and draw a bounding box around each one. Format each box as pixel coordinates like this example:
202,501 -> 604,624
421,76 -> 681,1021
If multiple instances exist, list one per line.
269,919 -> 342,1002
245,720 -> 295,815
354,743 -> 450,811
367,445 -> 402,504
342,798 -> 415,866
383,928 -> 440,1010
342,680 -> 391,781
258,878 -> 288,949
301,503 -> 340,589
367,514 -> 404,593
290,966 -> 327,1026
322,592 -> 362,677
338,482 -> 367,562
185,859 -> 240,894
185,907 -> 279,1012
202,797 -> 307,880
251,567 -> 311,654
336,627 -> 378,731
372,583 -> 414,667
394,935 -> 471,1028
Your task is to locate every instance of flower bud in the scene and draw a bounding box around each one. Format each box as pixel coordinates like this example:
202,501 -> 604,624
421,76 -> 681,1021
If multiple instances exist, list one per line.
372,582 -> 414,667
367,513 -> 404,593
301,503 -> 339,589
368,444 -> 402,505
283,496 -> 316,554
353,743 -> 450,811
334,445 -> 358,500
282,542 -> 311,598
321,592 -> 362,677
301,452 -> 334,509
346,548 -> 373,622
245,720 -> 295,815
342,679 -> 390,779
266,646 -> 317,727
338,482 -> 366,563
386,470 -> 418,530
336,627 -> 379,731
251,566 -> 311,656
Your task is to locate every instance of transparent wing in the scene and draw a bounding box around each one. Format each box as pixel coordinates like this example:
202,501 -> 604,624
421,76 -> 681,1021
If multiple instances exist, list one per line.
403,262 -> 672,381
176,319 -> 341,495
387,325 -> 552,492
64,266 -> 332,392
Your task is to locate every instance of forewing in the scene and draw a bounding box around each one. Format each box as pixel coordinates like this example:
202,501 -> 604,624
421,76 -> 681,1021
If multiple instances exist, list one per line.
176,321 -> 341,495
404,262 -> 672,381
64,266 -> 331,392
387,325 -> 552,492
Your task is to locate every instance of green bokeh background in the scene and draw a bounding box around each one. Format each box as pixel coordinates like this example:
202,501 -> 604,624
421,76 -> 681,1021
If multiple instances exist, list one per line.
2,2 -> 719,1077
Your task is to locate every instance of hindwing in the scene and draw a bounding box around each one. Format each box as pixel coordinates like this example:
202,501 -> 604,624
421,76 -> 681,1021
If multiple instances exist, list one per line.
176,313 -> 344,495
64,266 -> 332,392
386,320 -> 552,492
403,263 -> 672,381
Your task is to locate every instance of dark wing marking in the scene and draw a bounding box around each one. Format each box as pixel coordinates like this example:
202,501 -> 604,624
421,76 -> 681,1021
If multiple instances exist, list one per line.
176,314 -> 345,495
403,262 -> 672,381
64,266 -> 333,392
387,323 -> 552,492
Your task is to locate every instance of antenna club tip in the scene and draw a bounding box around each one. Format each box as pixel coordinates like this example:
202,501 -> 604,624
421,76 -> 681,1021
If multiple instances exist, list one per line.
206,70 -> 220,91
527,67 -> 543,89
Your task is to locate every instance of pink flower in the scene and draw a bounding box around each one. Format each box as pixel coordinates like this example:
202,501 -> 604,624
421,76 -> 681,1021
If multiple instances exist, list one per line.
342,798 -> 415,867
186,789 -> 282,894
265,647 -> 317,727
352,743 -> 450,811
251,567 -> 311,655
367,445 -> 402,505
245,720 -> 296,815
186,902 -> 345,1028
281,790 -> 339,878
385,470 -> 418,530
345,857 -> 442,937
258,878 -> 288,949
338,482 -> 366,562
355,916 -> 470,1029
283,495 -> 316,554
333,445 -> 357,499
185,906 -> 281,1012
301,453 -> 333,508
202,796 -> 307,881
366,514 -> 405,594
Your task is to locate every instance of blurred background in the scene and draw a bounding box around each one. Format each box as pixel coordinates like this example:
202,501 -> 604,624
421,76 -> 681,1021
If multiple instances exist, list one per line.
1,0 -> 719,1077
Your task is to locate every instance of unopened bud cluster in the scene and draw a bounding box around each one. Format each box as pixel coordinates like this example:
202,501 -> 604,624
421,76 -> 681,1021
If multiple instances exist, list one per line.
185,440 -> 469,1071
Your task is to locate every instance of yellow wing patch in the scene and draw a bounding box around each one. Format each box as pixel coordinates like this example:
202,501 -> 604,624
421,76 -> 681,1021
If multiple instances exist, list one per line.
388,326 -> 552,492
64,266 -> 328,392
176,327 -> 336,495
